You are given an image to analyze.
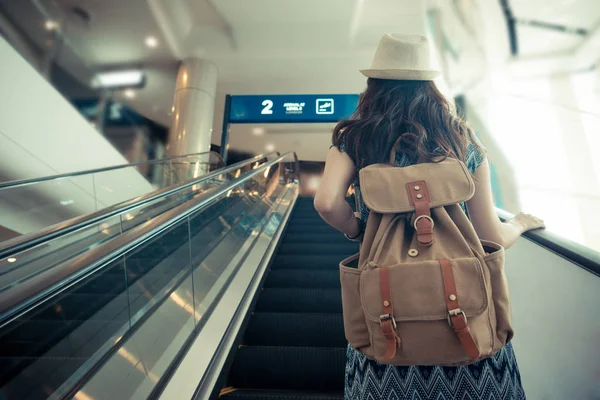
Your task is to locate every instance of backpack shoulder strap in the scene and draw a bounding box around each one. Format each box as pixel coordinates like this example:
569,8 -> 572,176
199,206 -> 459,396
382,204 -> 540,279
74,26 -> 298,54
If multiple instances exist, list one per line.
388,134 -> 427,166
351,186 -> 361,219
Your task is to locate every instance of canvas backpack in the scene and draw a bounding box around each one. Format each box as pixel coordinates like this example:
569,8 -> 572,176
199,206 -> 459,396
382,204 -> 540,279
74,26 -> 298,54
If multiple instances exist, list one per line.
339,148 -> 514,366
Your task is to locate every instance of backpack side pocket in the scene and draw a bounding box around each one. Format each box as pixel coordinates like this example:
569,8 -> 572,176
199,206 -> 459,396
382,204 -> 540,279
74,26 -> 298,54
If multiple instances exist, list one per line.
340,255 -> 371,350
482,240 -> 514,350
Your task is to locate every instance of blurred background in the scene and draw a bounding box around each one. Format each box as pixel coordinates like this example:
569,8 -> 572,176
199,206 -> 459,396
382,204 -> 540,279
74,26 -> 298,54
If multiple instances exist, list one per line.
1,2 -> 600,400
0,0 -> 599,250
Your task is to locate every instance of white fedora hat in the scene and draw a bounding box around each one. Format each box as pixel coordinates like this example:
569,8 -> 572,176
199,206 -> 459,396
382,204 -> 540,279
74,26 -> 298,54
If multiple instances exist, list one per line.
360,34 -> 440,81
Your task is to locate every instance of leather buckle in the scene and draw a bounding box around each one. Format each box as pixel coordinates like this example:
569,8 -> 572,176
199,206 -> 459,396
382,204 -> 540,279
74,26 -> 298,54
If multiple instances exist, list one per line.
413,215 -> 434,231
380,314 -> 397,329
447,308 -> 467,328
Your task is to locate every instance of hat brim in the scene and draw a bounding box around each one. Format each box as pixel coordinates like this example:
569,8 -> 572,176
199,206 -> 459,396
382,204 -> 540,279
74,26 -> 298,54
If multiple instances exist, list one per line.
360,68 -> 440,81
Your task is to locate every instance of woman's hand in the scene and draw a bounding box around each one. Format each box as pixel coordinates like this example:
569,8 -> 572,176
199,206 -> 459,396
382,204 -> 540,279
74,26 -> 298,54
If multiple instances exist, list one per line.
510,212 -> 545,233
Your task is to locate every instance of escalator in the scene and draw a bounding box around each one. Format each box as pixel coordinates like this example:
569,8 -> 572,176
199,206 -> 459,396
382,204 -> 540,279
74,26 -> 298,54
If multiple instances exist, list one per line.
0,151 -> 298,400
0,196 -> 242,399
220,197 -> 357,399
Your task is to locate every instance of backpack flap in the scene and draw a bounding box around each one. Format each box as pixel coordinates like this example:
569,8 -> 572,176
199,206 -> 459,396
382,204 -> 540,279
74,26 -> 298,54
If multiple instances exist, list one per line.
359,158 -> 475,213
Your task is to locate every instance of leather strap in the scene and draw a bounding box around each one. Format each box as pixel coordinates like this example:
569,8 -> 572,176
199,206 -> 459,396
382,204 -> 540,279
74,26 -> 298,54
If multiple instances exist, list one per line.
439,259 -> 480,359
352,184 -> 361,219
388,133 -> 421,165
379,267 -> 401,359
406,180 -> 434,246
389,136 -> 404,164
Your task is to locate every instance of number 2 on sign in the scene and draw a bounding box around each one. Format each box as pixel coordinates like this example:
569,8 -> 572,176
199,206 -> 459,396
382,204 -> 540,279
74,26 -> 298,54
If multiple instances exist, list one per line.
261,100 -> 273,115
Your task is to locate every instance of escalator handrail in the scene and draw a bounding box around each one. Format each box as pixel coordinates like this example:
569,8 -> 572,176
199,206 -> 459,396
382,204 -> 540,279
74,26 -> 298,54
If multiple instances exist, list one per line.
0,151 -> 297,325
496,209 -> 600,277
0,152 -> 280,259
0,151 -> 224,190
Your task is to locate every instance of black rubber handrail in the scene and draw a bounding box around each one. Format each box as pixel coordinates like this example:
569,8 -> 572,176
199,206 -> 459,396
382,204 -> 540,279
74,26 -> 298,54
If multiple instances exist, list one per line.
0,152 -> 279,259
0,151 -> 223,190
496,209 -> 600,277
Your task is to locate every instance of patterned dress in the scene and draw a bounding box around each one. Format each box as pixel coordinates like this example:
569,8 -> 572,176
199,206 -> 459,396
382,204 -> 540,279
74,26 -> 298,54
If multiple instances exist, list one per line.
336,141 -> 526,400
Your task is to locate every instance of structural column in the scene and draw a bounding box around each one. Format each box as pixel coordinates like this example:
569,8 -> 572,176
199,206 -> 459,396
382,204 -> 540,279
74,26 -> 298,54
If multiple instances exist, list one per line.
167,58 -> 218,157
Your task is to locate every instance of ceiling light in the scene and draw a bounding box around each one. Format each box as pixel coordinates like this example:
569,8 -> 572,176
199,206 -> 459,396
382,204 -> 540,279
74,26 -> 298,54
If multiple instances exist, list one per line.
145,36 -> 158,48
265,143 -> 276,152
91,70 -> 145,90
7,257 -> 16,263
252,127 -> 265,136
60,200 -> 74,206
45,20 -> 59,31
124,89 -> 136,99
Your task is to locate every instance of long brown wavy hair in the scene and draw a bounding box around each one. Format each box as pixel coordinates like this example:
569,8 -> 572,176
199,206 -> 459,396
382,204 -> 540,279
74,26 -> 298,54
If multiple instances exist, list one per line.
332,78 -> 481,169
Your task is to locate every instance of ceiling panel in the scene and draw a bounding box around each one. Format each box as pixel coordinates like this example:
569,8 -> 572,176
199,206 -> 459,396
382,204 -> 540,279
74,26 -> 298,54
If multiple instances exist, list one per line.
58,0 -> 173,65
512,0 -> 600,28
211,0 -> 356,25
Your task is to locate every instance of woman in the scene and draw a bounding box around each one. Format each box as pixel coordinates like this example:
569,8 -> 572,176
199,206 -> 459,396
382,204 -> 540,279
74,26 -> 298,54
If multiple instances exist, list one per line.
314,34 -> 544,400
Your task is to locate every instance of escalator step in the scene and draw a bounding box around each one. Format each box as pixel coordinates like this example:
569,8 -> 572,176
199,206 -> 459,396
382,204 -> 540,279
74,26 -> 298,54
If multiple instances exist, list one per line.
285,226 -> 338,234
256,288 -> 342,313
229,346 -> 345,391
292,203 -> 316,209
292,197 -> 353,206
290,214 -> 321,221
278,243 -> 358,256
282,233 -> 348,244
272,255 -> 343,270
221,389 -> 343,400
295,199 -> 318,204
292,206 -> 317,210
294,200 -> 316,205
291,209 -> 317,214
289,212 -> 322,218
287,220 -> 329,228
286,221 -> 330,230
290,210 -> 320,216
285,223 -> 332,231
244,313 -> 346,347
265,269 -> 340,288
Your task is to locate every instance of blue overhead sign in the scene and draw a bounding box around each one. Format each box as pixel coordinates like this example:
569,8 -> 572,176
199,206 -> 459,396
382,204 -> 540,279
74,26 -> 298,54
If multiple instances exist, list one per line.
229,94 -> 359,123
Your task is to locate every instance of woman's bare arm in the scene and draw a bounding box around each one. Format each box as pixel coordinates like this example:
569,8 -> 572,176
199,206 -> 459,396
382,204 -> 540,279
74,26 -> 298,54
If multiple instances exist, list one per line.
466,159 -> 544,249
314,147 -> 361,238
